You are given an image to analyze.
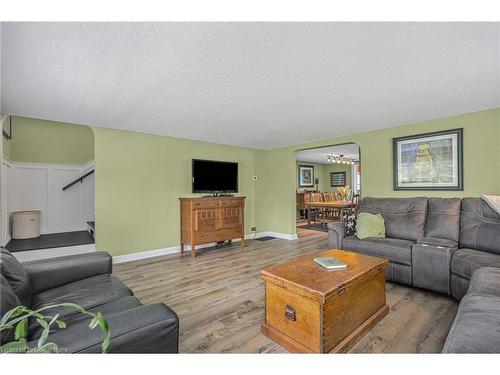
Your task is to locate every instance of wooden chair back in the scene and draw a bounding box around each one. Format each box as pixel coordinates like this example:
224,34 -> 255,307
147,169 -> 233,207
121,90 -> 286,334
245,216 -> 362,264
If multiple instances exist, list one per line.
310,193 -> 323,203
322,192 -> 334,202
304,192 -> 310,203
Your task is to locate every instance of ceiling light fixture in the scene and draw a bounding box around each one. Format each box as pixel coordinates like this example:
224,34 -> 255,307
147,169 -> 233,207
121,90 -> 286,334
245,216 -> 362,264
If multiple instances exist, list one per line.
326,154 -> 355,164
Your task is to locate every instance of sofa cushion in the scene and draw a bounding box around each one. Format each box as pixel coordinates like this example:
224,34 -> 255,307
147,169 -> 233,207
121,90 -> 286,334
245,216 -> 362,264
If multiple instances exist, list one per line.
29,295 -> 143,340
425,198 -> 461,242
442,294 -> 500,353
357,197 -> 428,241
28,303 -> 179,353
342,236 -> 413,265
450,248 -> 500,280
0,248 -> 32,307
460,197 -> 500,255
31,274 -> 133,312
467,267 -> 500,298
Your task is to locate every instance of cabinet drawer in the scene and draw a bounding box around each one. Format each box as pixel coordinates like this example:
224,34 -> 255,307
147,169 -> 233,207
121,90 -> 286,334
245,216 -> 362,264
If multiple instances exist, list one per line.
195,231 -> 220,243
195,228 -> 242,244
265,283 -> 321,352
192,200 -> 220,209
220,227 -> 242,238
220,199 -> 243,207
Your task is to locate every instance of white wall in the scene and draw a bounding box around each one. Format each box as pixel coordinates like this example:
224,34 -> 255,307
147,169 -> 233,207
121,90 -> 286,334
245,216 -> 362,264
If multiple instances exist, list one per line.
5,159 -> 95,236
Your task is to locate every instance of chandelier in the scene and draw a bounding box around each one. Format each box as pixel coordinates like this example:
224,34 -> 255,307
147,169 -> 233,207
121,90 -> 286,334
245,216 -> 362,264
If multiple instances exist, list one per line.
326,154 -> 355,164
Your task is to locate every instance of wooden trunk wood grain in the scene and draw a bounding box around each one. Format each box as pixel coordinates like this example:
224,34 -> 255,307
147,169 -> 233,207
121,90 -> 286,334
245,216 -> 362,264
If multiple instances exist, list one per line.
261,249 -> 389,353
180,197 -> 245,257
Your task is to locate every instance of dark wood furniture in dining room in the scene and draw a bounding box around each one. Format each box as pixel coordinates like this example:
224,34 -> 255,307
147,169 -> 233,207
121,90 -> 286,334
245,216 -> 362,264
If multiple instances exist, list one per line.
305,200 -> 355,225
180,196 -> 245,257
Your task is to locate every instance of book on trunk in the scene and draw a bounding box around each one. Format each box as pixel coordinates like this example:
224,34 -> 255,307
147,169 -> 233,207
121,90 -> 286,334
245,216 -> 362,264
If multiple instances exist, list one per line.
314,257 -> 347,270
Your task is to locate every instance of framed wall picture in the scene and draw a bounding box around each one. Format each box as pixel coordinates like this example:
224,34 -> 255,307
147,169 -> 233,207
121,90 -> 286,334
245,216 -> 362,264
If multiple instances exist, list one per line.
298,165 -> 314,187
393,128 -> 463,190
330,172 -> 346,187
2,116 -> 12,140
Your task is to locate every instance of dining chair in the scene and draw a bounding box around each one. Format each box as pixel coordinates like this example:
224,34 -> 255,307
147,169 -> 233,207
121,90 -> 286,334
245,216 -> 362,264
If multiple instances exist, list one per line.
310,193 -> 324,222
321,192 -> 337,220
347,194 -> 360,216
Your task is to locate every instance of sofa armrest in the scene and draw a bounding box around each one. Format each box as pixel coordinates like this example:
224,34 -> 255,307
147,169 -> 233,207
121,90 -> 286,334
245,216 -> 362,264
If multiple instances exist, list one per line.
417,237 -> 458,249
23,252 -> 112,294
28,303 -> 179,353
327,222 -> 346,249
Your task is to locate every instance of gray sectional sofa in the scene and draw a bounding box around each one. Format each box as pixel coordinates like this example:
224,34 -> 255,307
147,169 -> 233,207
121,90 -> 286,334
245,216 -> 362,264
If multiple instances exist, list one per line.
328,197 -> 500,353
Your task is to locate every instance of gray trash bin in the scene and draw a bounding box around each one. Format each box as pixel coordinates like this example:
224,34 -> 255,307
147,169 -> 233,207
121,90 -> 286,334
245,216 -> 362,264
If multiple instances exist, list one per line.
12,210 -> 41,239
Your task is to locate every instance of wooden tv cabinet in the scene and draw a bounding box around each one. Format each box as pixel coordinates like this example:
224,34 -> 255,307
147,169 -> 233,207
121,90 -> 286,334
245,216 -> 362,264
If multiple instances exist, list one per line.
180,196 -> 246,257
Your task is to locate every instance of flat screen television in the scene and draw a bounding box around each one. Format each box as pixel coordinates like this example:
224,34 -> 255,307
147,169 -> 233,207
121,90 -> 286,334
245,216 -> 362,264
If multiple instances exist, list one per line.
192,159 -> 238,193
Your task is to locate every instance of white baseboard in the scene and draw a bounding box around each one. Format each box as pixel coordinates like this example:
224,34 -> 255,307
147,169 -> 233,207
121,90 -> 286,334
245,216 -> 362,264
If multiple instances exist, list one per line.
256,231 -> 298,240
112,246 -> 180,264
112,231 -> 297,264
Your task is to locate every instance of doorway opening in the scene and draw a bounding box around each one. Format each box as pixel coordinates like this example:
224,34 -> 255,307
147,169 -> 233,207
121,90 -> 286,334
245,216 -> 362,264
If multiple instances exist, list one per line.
295,143 -> 361,236
1,116 -> 95,261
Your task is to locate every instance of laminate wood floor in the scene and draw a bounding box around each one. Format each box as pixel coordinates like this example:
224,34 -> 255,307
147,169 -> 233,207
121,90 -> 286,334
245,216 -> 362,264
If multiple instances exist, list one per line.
114,228 -> 458,353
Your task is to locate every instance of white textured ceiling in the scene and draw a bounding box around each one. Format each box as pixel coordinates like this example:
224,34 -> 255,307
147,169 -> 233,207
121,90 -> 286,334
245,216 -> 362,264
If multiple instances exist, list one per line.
296,144 -> 360,164
1,22 -> 499,149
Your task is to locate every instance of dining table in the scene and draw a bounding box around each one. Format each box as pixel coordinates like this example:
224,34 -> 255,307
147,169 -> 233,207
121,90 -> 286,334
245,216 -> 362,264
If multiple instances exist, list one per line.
304,200 -> 355,225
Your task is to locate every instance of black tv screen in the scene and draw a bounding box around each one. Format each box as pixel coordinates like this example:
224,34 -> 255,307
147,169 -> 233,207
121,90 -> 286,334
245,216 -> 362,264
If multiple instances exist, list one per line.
192,159 -> 238,193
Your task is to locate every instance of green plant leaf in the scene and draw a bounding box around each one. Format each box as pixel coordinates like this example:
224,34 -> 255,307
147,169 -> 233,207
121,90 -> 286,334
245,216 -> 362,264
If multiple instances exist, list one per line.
14,318 -> 28,340
2,303 -> 111,354
0,324 -> 14,332
1,306 -> 26,325
40,303 -> 86,314
89,315 -> 99,330
48,314 -> 60,328
36,318 -> 48,328
97,317 -> 110,353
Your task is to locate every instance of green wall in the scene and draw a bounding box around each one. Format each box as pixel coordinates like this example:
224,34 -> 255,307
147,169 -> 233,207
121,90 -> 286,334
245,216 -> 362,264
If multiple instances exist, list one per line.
3,116 -> 94,164
259,108 -> 500,236
92,127 -> 259,255
6,108 -> 496,256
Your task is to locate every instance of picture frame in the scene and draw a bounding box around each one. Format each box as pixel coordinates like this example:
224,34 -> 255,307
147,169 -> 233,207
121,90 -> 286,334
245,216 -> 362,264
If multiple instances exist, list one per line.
298,165 -> 314,187
2,116 -> 12,140
330,172 -> 346,187
393,128 -> 463,190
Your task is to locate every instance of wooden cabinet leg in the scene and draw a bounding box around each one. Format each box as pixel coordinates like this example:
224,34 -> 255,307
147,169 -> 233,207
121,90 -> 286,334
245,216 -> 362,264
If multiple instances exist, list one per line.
180,243 -> 184,253
240,236 -> 245,248
191,242 -> 196,257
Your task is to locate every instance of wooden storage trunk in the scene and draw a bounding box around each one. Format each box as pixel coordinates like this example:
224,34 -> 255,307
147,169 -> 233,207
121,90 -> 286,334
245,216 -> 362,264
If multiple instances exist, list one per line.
261,249 -> 389,353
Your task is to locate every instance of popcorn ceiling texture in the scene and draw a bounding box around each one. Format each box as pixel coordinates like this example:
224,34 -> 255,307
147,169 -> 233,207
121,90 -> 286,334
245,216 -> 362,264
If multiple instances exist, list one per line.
2,22 -> 499,149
